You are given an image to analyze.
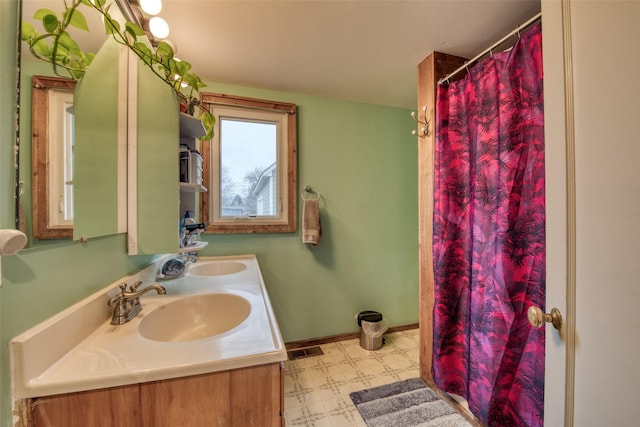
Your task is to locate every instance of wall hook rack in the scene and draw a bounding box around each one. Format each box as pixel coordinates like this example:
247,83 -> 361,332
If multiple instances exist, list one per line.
411,106 -> 431,138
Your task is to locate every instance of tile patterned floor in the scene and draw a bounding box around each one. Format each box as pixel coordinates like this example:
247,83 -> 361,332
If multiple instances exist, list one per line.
283,328 -> 420,427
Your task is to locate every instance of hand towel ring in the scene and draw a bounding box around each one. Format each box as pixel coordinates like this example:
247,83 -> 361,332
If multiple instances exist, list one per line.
302,185 -> 320,200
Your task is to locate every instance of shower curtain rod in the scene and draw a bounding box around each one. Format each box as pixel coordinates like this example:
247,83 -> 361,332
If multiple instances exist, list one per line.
438,12 -> 542,84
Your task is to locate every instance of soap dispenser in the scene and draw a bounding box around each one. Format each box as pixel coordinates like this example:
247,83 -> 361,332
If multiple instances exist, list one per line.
184,210 -> 195,225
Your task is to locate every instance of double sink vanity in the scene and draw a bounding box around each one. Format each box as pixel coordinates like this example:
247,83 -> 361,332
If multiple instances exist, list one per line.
11,255 -> 287,427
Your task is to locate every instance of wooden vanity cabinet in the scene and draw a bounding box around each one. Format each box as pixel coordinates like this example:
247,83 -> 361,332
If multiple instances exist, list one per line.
25,363 -> 284,427
28,384 -> 141,427
139,363 -> 283,427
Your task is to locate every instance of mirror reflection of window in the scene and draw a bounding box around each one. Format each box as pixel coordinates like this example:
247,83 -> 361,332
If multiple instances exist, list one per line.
48,90 -> 74,227
31,75 -> 77,239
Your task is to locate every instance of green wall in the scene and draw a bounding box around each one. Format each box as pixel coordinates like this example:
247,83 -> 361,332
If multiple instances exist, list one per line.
197,82 -> 419,341
2,9 -> 418,427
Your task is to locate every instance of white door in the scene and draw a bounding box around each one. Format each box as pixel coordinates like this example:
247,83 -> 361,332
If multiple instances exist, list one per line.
543,1 -> 640,425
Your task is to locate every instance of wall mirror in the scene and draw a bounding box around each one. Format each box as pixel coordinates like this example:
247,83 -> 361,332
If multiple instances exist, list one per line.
18,0 -> 126,249
30,75 -> 76,239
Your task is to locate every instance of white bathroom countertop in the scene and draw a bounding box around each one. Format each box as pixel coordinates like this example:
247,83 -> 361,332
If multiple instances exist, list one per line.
11,255 -> 287,399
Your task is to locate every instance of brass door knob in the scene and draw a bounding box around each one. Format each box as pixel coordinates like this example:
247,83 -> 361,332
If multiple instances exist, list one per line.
528,306 -> 562,330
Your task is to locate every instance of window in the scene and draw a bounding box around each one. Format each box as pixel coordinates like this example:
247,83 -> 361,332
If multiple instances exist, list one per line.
31,75 -> 77,239
48,89 -> 75,227
200,93 -> 297,233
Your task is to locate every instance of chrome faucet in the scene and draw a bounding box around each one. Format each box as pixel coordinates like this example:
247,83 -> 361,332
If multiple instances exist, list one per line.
107,281 -> 166,325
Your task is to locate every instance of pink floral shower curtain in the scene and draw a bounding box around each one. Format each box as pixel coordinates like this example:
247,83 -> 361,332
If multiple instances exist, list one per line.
432,23 -> 545,427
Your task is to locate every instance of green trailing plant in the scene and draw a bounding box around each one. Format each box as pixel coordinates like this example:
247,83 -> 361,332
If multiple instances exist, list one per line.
21,0 -> 214,140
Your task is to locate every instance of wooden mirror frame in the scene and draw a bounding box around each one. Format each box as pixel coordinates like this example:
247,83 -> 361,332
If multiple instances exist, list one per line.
31,75 -> 76,239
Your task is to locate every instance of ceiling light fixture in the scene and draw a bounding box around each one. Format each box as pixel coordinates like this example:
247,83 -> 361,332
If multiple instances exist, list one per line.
162,39 -> 177,54
174,75 -> 189,88
148,16 -> 170,39
139,0 -> 162,15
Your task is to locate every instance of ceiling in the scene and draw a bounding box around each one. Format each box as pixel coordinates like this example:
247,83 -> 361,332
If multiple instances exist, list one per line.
22,0 -> 542,109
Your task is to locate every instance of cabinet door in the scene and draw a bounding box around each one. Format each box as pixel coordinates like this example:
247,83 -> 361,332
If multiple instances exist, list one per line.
126,51 -> 179,255
139,363 -> 282,427
73,38 -> 127,241
74,38 -> 179,254
29,385 -> 140,427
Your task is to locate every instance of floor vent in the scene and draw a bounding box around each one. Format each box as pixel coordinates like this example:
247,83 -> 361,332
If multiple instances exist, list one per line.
287,346 -> 324,360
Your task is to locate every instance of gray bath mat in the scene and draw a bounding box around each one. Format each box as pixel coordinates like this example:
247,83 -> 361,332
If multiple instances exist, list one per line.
349,378 -> 472,427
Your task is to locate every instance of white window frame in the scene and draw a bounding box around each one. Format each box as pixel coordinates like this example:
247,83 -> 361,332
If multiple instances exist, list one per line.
211,107 -> 286,223
200,93 -> 297,234
47,90 -> 75,228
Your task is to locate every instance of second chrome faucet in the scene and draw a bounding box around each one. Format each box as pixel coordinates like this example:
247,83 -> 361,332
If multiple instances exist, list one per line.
108,281 -> 166,325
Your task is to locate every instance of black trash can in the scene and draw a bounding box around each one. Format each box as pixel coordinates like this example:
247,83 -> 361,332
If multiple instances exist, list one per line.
357,310 -> 387,350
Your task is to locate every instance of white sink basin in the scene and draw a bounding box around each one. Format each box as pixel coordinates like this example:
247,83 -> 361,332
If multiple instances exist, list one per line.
138,294 -> 251,342
11,255 -> 287,399
187,261 -> 247,276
